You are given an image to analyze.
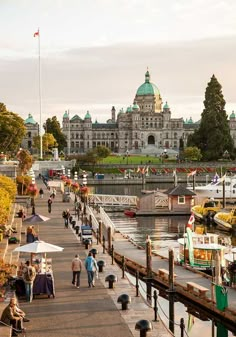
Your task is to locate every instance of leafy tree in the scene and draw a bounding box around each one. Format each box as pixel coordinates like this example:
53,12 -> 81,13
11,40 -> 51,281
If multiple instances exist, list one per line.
0,187 -> 11,225
187,75 -> 233,160
0,104 -> 26,154
33,133 -> 57,154
0,176 -> 17,201
44,116 -> 67,151
16,149 -> 33,175
95,146 -> 111,162
184,147 -> 202,161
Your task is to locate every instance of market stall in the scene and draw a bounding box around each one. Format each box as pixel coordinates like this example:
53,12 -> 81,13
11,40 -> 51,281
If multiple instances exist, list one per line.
14,240 -> 64,299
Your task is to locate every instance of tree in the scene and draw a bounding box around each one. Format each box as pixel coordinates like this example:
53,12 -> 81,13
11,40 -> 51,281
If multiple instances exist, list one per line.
187,75 -> 234,160
16,149 -> 33,175
95,146 -> 111,162
33,133 -> 57,154
0,103 -> 26,154
184,147 -> 202,161
44,116 -> 67,151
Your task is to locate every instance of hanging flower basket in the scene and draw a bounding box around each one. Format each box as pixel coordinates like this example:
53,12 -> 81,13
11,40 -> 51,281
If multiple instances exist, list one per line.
26,184 -> 39,197
65,179 -> 72,187
71,182 -> 79,192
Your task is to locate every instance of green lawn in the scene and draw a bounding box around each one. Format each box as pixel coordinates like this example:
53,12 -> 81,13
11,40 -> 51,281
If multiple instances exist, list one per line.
101,155 -> 170,165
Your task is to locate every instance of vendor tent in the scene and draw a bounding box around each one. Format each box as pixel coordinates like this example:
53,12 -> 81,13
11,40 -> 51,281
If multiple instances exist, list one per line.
23,214 -> 50,223
14,240 -> 64,253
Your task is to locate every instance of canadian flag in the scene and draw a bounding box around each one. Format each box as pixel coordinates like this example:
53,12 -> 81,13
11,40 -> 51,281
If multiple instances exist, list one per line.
34,30 -> 39,37
187,170 -> 197,177
186,213 -> 195,229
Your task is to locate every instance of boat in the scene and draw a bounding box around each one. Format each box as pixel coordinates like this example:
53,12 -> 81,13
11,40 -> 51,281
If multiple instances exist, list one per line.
141,189 -> 156,195
193,174 -> 236,199
177,225 -> 229,270
124,209 -> 136,217
213,208 -> 236,231
191,198 -> 222,222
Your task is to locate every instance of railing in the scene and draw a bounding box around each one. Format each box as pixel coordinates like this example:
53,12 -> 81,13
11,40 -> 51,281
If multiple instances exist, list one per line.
88,194 -> 138,207
99,206 -> 116,236
86,206 -> 100,230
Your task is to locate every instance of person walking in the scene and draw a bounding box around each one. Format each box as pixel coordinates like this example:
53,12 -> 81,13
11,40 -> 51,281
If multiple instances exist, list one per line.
71,254 -> 83,288
48,197 -> 52,213
39,188 -> 44,198
22,261 -> 36,302
62,209 -> 70,228
85,252 -> 98,288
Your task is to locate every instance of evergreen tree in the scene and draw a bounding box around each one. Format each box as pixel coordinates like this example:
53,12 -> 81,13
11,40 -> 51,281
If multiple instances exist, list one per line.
44,116 -> 67,152
188,75 -> 233,160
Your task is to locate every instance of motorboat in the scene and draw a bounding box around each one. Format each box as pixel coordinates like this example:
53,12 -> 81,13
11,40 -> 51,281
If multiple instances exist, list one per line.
124,209 -> 136,218
191,198 -> 221,222
177,226 -> 228,270
193,174 -> 236,199
213,208 -> 236,231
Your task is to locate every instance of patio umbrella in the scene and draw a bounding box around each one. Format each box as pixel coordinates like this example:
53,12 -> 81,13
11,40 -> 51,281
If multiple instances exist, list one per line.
23,214 -> 50,223
14,240 -> 64,253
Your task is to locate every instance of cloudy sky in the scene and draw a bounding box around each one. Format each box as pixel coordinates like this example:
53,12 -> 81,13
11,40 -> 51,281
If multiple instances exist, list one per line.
1,0 -> 236,126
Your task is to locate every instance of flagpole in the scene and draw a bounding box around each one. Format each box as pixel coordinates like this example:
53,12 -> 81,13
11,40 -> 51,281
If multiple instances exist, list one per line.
38,29 -> 43,159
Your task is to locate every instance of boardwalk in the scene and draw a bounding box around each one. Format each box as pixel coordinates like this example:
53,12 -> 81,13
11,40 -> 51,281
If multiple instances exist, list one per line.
16,180 -> 172,337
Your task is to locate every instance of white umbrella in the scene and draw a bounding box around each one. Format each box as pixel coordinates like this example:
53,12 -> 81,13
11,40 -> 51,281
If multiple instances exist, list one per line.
14,240 -> 64,253
23,214 -> 50,224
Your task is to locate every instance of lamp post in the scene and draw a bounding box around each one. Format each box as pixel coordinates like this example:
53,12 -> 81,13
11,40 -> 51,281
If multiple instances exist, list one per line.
74,171 -> 78,203
82,171 -> 87,215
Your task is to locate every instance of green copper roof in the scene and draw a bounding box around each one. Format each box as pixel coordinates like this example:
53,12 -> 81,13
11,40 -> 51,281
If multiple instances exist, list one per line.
126,106 -> 132,113
25,114 -> 36,125
230,111 -> 235,119
163,102 -> 169,109
136,70 -> 160,96
71,114 -> 81,121
63,111 -> 69,118
85,111 -> 91,119
132,102 -> 139,110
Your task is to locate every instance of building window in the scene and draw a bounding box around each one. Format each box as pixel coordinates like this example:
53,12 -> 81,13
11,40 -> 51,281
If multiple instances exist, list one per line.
28,132 -> 31,138
178,196 -> 185,204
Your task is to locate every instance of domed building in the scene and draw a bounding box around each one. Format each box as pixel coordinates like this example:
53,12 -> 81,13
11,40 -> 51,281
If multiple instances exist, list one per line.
21,113 -> 39,154
62,70 -> 199,155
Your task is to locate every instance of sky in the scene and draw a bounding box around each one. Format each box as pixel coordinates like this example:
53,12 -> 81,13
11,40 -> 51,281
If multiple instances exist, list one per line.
1,0 -> 236,126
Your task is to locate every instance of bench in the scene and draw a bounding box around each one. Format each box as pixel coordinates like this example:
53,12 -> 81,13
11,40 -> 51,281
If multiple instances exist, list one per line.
0,302 -> 12,337
186,281 -> 209,298
158,268 -> 177,280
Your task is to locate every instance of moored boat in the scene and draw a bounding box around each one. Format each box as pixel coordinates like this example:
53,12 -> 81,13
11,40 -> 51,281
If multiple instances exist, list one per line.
213,208 -> 236,231
124,209 -> 136,217
177,220 -> 229,270
191,198 -> 221,221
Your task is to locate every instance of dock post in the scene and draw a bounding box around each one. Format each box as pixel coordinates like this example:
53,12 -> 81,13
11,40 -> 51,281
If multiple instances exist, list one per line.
102,235 -> 106,253
180,318 -> 185,337
135,271 -> 139,297
146,235 -> 152,304
99,220 -> 102,243
153,290 -> 159,322
107,226 -> 112,253
96,228 -> 99,245
111,244 -> 114,265
122,256 -> 125,279
168,249 -> 176,334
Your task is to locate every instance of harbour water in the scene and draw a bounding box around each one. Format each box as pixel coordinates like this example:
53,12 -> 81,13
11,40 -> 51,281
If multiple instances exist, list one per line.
92,182 -> 234,337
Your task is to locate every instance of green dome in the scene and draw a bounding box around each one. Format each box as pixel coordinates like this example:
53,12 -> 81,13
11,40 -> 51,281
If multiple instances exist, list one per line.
132,102 -> 139,110
126,106 -> 132,113
25,114 -> 36,125
84,111 -> 91,119
63,111 -> 69,118
230,111 -> 235,119
163,102 -> 169,109
136,70 -> 160,96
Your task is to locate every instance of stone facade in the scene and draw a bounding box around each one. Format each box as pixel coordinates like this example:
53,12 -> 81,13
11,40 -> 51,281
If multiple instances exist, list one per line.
62,70 -> 199,155
21,114 -> 39,154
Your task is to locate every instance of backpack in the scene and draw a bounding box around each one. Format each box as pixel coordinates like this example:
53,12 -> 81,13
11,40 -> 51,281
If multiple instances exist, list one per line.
24,266 -> 35,282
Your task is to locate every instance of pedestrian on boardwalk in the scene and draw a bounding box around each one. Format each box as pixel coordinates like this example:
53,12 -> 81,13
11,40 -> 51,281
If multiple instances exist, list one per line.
22,261 -> 36,302
71,254 -> 83,288
39,188 -> 44,198
48,197 -> 52,213
51,188 -> 56,199
85,252 -> 98,287
62,209 -> 70,228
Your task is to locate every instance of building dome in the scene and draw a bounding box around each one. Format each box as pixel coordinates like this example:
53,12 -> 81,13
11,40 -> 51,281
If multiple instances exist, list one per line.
230,111 -> 235,119
84,111 -> 91,119
25,114 -> 37,125
136,70 -> 160,96
63,111 -> 69,118
132,101 -> 140,110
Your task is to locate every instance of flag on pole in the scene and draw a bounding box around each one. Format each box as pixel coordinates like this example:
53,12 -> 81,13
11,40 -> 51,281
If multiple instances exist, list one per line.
187,170 -> 197,177
186,213 -> 195,229
212,172 -> 219,184
34,30 -> 39,37
219,174 -> 226,183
